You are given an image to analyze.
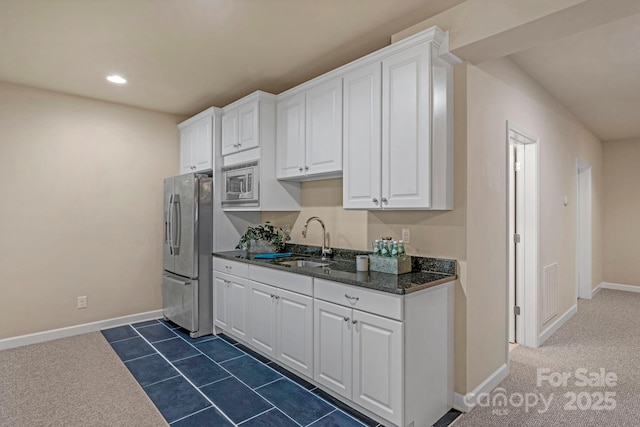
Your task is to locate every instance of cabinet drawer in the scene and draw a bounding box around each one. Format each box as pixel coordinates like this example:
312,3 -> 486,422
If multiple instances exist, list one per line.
248,265 -> 313,297
213,257 -> 249,278
314,279 -> 402,321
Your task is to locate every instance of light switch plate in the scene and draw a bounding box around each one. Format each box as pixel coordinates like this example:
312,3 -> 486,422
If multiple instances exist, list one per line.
402,228 -> 410,243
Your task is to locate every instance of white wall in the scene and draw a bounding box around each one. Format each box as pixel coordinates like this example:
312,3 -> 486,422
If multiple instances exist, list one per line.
603,139 -> 640,287
0,82 -> 183,339
464,58 -> 603,390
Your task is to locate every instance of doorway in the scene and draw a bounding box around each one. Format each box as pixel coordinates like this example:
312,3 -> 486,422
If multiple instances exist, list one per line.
507,121 -> 539,349
576,159 -> 592,299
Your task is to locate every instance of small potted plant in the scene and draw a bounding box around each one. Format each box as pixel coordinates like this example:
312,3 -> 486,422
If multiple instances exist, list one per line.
236,222 -> 290,253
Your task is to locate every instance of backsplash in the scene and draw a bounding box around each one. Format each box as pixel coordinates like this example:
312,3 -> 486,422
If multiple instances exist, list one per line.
284,243 -> 456,276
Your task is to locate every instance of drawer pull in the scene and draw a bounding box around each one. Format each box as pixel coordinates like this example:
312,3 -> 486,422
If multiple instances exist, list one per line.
343,316 -> 350,322
352,320 -> 358,324
345,294 -> 359,302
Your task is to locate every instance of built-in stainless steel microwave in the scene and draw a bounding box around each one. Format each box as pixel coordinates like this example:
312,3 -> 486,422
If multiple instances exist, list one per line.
222,161 -> 259,206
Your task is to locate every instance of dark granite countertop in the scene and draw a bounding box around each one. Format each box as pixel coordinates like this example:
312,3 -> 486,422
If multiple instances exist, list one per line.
212,247 -> 457,295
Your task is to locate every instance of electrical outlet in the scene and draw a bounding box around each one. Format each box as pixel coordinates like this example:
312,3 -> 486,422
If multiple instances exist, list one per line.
402,228 -> 410,243
77,296 -> 87,309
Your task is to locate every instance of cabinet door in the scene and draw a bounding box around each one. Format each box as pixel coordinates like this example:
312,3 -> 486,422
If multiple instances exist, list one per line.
192,116 -> 213,172
221,109 -> 238,156
277,288 -> 313,378
213,274 -> 229,331
314,299 -> 352,399
276,93 -> 305,179
352,310 -> 403,425
343,63 -> 382,209
229,277 -> 249,340
179,126 -> 195,174
238,101 -> 259,152
382,42 -> 432,209
248,281 -> 277,357
305,78 -> 343,176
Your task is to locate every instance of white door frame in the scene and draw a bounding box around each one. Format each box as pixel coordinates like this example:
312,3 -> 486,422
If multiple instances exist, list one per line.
507,121 -> 540,350
576,159 -> 593,299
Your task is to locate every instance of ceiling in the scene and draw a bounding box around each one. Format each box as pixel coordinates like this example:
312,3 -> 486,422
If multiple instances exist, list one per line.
510,14 -> 640,142
0,0 -> 464,116
0,0 -> 638,142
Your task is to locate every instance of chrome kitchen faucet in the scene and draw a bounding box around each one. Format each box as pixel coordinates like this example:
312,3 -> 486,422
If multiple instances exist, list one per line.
302,216 -> 332,260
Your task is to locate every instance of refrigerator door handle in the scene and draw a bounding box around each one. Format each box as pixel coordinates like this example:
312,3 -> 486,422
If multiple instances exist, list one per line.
166,193 -> 174,255
164,274 -> 190,286
172,194 -> 181,255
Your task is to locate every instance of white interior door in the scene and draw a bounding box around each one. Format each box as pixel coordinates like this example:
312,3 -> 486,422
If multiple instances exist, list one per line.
577,160 -> 593,299
508,144 -> 516,343
507,121 -> 539,348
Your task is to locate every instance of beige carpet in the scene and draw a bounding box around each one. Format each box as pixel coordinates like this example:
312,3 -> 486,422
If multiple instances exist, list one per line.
454,289 -> 640,426
0,331 -> 167,427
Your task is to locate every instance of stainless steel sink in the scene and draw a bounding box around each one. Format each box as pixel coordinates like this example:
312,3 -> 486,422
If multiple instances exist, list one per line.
279,260 -> 330,268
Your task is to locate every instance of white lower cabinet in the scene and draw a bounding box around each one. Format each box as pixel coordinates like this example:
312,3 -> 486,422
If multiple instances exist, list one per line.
314,299 -> 403,426
213,271 -> 248,341
213,257 -> 454,427
352,310 -> 403,424
247,278 -> 314,377
247,281 -> 277,357
276,288 -> 313,377
314,300 -> 352,397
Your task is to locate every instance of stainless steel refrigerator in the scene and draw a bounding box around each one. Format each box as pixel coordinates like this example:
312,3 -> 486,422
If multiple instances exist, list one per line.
162,173 -> 213,338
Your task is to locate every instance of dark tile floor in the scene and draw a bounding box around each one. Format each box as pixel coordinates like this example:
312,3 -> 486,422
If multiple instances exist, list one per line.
102,319 -> 461,426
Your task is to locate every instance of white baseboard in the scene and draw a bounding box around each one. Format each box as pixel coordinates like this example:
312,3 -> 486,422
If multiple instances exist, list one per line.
0,310 -> 163,351
591,283 -> 603,298
600,282 -> 640,293
452,363 -> 508,412
538,304 -> 577,346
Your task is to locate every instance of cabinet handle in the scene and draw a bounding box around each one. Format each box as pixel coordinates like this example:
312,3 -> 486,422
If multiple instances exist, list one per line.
304,165 -> 309,171
225,265 -> 232,270
372,198 -> 379,205
345,294 -> 359,302
381,197 -> 388,205
343,316 -> 350,322
352,320 -> 358,325
223,280 -> 230,284
298,167 -> 303,172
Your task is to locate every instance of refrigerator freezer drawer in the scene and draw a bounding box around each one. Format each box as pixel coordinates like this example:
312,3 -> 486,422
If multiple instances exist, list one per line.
162,273 -> 198,333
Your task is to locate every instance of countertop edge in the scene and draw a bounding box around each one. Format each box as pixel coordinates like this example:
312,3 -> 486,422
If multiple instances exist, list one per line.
212,251 -> 457,295
402,275 -> 458,294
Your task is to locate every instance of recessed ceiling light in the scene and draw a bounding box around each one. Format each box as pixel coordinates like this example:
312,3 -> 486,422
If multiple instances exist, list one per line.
106,75 -> 127,84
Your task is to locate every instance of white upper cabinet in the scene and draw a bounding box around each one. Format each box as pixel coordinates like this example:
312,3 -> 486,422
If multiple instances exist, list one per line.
342,28 -> 457,210
221,91 -> 301,212
381,43 -> 431,209
222,98 -> 260,156
276,94 -> 306,179
178,107 -> 220,175
276,78 -> 343,181
221,111 -> 238,156
305,79 -> 343,177
342,62 -> 382,209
